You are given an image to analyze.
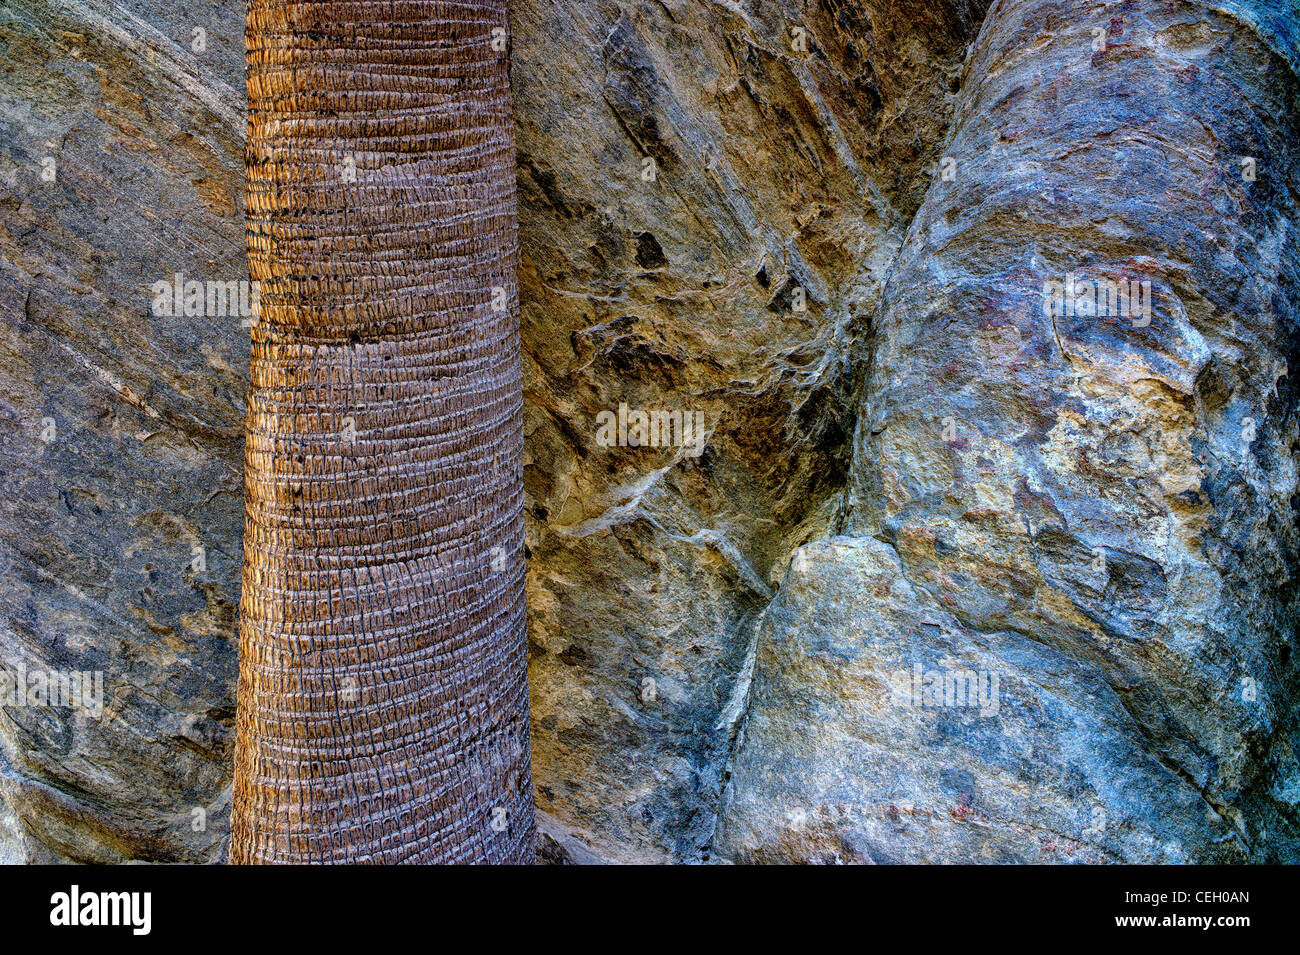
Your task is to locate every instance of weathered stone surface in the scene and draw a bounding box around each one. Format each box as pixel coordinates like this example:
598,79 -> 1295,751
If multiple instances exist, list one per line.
512,0 -> 987,861
717,0 -> 1300,863
716,538 -> 1237,862
1,0 -> 246,862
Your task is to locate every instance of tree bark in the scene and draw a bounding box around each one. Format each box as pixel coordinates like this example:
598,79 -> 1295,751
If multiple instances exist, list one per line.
232,0 -> 533,863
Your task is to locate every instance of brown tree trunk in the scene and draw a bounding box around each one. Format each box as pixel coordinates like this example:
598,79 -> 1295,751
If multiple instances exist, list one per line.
232,0 -> 534,863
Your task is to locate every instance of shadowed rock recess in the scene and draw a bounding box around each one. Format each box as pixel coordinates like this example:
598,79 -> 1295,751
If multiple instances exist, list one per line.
0,0 -> 1296,863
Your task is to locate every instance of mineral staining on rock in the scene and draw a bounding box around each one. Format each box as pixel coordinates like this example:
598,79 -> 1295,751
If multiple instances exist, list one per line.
513,0 -> 988,861
717,0 -> 1300,863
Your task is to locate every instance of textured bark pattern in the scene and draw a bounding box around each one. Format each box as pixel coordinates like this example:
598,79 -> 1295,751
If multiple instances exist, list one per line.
232,0 -> 533,863
0,0 -> 990,865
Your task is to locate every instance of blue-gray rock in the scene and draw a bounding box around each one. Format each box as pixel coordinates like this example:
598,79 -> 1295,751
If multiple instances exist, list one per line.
717,0 -> 1300,863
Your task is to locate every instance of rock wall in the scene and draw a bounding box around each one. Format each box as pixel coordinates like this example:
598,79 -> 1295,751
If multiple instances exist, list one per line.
512,0 -> 986,861
717,0 -> 1300,862
2,0 -> 1297,864
0,0 -> 246,862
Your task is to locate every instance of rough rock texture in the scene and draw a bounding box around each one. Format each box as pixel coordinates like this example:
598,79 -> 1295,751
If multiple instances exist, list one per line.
2,0 -> 1297,865
716,0 -> 1300,863
512,0 -> 987,861
0,0 -> 247,863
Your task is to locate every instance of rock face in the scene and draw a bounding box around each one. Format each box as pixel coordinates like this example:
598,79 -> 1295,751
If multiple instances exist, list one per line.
512,0 -> 987,861
1,0 -> 1297,864
0,0 -> 247,862
716,0 -> 1300,862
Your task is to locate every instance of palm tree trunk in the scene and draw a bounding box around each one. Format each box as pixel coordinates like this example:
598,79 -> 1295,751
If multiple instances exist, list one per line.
232,0 -> 533,863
